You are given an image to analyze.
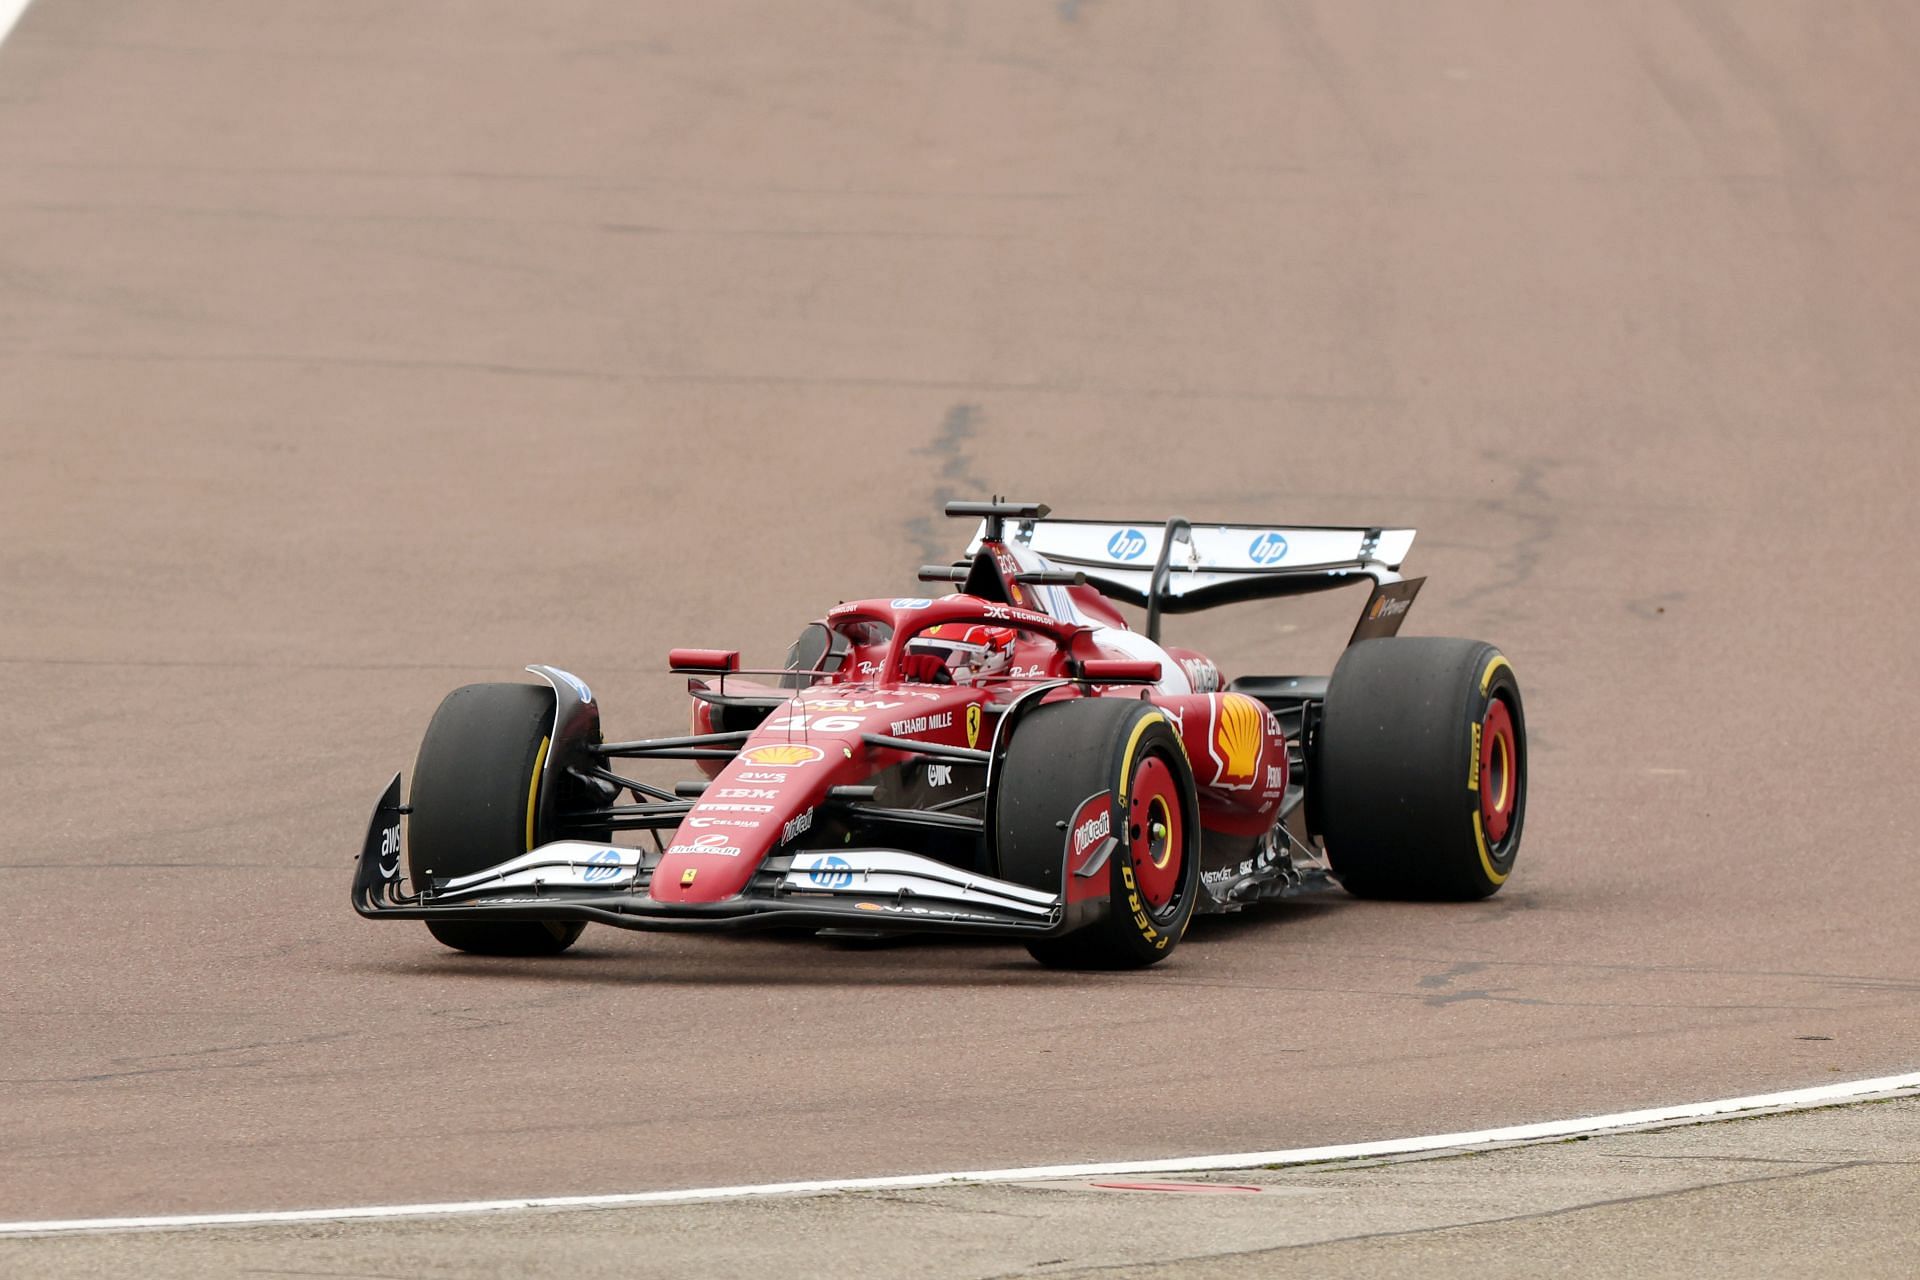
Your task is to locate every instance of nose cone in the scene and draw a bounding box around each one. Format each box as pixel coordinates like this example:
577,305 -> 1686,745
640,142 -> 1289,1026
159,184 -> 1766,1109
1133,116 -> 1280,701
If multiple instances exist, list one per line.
651,740 -> 836,903
649,686 -> 988,903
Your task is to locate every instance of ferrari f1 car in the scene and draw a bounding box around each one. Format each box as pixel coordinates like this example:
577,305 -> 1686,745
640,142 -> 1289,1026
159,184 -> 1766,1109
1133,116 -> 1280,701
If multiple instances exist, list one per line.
353,500 -> 1526,969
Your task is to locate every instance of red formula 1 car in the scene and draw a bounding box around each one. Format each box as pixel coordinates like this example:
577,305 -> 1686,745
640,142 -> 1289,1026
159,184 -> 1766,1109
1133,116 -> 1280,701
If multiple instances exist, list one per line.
353,500 -> 1526,969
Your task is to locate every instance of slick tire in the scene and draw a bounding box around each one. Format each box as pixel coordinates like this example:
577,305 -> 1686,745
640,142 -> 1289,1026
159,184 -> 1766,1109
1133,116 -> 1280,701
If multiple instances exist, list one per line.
1316,637 -> 1526,900
408,682 -> 587,956
996,698 -> 1200,970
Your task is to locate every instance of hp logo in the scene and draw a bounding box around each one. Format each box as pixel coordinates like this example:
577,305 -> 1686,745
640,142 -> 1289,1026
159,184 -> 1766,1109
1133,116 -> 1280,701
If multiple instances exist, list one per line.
1248,532 -> 1289,565
810,855 -> 854,889
582,849 -> 624,883
1107,529 -> 1149,561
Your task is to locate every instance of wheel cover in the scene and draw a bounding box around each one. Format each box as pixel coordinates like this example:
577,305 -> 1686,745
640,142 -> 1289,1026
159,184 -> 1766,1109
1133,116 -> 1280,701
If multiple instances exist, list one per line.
1128,753 -> 1183,909
1479,697 -> 1518,844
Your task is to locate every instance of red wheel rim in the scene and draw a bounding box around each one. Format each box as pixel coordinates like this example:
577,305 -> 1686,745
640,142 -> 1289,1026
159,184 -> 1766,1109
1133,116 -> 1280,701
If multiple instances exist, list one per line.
1479,697 -> 1517,844
1128,753 -> 1182,909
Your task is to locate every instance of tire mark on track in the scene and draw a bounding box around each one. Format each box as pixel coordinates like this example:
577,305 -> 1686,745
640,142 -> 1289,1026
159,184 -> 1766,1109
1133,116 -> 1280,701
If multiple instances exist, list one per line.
906,403 -> 985,565
1670,0 -> 1836,178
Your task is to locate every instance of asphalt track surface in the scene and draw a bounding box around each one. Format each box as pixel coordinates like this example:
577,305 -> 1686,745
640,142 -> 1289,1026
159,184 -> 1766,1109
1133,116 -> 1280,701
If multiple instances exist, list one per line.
2,0 -> 1916,1233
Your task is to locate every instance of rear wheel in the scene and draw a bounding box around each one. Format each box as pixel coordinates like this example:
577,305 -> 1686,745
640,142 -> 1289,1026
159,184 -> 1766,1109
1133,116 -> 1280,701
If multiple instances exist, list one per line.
996,698 -> 1200,969
1315,637 -> 1526,900
408,682 -> 589,956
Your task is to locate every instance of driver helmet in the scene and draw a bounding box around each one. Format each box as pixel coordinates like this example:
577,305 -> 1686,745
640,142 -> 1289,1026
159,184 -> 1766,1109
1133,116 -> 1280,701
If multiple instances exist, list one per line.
906,624 -> 1015,683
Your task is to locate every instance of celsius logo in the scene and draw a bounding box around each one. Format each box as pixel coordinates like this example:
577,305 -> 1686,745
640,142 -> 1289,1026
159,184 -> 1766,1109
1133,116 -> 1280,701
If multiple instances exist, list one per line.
809,855 -> 854,888
1108,528 -> 1149,561
1248,532 -> 1288,565
582,848 -> 624,882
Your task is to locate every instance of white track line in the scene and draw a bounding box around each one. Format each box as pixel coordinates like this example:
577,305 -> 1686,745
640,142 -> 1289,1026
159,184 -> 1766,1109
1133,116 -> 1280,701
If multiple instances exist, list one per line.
0,0 -> 36,50
5,1070 -> 1917,1238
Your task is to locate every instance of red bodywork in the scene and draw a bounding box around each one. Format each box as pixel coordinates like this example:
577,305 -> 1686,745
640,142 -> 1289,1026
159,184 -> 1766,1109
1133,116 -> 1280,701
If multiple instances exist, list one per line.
662,593 -> 1287,903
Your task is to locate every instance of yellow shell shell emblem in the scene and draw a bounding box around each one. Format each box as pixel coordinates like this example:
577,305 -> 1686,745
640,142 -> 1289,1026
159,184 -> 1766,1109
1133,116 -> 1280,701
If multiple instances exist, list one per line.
1214,694 -> 1264,782
741,744 -> 825,766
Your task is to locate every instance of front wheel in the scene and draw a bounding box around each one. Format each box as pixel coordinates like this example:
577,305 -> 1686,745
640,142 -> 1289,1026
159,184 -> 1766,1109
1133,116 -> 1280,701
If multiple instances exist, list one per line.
996,698 -> 1201,969
408,682 -> 590,956
1315,637 -> 1526,900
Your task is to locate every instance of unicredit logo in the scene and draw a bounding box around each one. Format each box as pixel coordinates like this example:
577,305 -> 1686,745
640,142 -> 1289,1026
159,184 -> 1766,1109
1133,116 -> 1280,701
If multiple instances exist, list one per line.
1073,810 -> 1111,854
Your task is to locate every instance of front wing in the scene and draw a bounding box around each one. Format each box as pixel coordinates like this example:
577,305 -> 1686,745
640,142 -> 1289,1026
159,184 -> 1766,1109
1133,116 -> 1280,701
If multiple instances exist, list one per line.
351,775 -> 1062,937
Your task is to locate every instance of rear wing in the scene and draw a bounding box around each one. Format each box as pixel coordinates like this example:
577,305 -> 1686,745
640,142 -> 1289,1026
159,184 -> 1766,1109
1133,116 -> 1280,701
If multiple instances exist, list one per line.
956,503 -> 1420,643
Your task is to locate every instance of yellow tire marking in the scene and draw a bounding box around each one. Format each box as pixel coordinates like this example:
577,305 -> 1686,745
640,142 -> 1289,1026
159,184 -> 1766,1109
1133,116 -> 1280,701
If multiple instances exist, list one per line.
525,736 -> 550,852
1117,712 -> 1165,803
1475,654 -> 1516,881
1472,810 -> 1508,886
1116,712 -> 1177,944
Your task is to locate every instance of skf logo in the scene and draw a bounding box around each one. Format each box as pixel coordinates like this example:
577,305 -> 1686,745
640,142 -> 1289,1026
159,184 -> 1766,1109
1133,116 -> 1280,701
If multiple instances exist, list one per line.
1247,532 -> 1289,565
965,704 -> 982,748
1210,694 -> 1265,788
741,744 -> 825,766
1107,528 -> 1149,561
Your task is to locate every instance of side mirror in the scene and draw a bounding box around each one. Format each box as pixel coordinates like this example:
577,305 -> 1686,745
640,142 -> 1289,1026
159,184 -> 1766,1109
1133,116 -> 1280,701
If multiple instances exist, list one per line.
668,648 -> 740,674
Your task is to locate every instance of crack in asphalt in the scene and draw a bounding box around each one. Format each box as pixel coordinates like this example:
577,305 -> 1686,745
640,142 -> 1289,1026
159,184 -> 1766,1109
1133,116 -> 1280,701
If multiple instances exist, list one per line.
1453,454 -> 1561,616
1416,961 -> 1491,989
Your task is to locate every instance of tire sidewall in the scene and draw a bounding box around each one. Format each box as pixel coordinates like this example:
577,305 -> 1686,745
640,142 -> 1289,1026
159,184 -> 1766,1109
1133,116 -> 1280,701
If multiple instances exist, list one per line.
1318,638 -> 1527,900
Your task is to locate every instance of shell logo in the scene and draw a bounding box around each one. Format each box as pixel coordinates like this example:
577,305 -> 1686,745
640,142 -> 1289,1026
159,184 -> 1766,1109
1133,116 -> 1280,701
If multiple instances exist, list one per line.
1212,694 -> 1265,786
740,744 -> 826,767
